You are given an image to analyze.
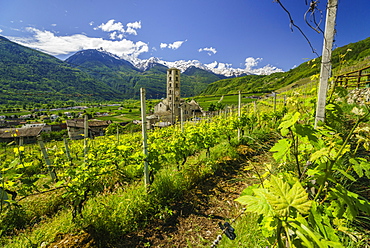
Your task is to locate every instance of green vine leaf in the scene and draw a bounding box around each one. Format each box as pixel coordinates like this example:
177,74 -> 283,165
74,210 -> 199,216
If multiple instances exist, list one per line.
349,157 -> 370,178
294,124 -> 319,143
265,175 -> 312,217
278,112 -> 300,136
310,147 -> 330,164
235,188 -> 273,216
270,138 -> 291,162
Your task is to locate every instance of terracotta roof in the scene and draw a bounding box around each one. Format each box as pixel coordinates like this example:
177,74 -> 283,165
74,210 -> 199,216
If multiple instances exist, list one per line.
0,127 -> 43,138
66,119 -> 111,128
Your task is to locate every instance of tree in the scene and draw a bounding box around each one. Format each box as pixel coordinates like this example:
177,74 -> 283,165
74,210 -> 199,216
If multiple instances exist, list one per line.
208,102 -> 224,112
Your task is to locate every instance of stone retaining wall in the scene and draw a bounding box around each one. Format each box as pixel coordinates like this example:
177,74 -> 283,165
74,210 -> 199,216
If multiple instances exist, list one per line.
347,88 -> 370,105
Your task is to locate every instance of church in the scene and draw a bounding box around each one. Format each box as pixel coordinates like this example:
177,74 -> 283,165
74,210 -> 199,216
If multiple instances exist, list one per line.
151,68 -> 203,126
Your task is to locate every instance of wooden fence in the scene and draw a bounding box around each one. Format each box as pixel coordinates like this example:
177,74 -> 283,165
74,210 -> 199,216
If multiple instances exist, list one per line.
335,65 -> 370,89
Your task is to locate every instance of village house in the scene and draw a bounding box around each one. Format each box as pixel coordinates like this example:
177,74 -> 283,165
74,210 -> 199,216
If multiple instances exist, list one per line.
66,119 -> 111,140
0,119 -> 26,128
0,126 -> 43,145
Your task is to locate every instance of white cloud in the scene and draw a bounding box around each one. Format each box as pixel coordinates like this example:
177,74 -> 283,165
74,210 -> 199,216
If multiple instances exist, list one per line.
244,57 -> 284,75
109,31 -> 117,40
169,40 -> 186,49
160,40 -> 187,50
109,31 -> 124,40
244,57 -> 262,70
89,21 -> 94,26
205,61 -> 232,70
125,21 -> 141,35
127,21 -> 141,29
203,58 -> 283,76
94,19 -> 141,39
7,27 -> 148,59
95,19 -> 124,33
51,24 -> 57,27
198,47 -> 217,56
125,27 -> 137,36
0,29 -> 3,33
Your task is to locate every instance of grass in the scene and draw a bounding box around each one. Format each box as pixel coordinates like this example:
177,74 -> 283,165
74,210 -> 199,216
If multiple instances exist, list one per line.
217,213 -> 268,248
194,94 -> 257,111
2,209 -> 76,248
96,114 -> 133,122
0,100 -> 143,124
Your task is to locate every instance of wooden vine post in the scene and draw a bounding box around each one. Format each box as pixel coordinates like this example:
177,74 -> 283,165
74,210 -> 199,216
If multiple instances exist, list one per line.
140,88 -> 150,187
63,138 -> 72,162
180,106 -> 184,133
37,136 -> 57,181
84,114 -> 89,162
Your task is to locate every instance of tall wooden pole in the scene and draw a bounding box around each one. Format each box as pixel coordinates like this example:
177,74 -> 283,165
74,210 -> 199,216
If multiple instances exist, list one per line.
140,88 -> 150,187
315,0 -> 338,128
238,90 -> 241,141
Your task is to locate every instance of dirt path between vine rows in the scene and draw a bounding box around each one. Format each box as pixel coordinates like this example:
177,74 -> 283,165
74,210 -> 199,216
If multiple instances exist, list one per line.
49,147 -> 271,248
122,156 -> 263,248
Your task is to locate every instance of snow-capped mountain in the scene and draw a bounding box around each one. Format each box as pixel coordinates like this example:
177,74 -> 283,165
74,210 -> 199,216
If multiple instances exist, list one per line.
69,48 -> 283,77
123,55 -> 283,77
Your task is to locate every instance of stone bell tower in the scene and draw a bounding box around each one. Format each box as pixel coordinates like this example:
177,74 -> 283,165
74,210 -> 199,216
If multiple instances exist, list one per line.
167,68 -> 181,123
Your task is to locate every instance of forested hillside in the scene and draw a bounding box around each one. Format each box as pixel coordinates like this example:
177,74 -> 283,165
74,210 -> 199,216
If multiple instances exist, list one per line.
0,36 -> 119,104
0,36 -> 229,104
202,36 -> 370,95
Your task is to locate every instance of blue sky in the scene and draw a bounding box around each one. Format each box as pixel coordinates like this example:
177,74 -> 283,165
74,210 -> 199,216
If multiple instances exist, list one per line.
1,0 -> 369,72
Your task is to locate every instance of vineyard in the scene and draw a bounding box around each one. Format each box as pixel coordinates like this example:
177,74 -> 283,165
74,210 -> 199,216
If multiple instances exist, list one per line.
0,81 -> 370,247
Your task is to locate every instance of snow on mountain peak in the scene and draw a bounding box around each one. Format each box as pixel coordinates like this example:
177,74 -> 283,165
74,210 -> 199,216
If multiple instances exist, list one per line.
119,53 -> 283,77
95,48 -> 121,60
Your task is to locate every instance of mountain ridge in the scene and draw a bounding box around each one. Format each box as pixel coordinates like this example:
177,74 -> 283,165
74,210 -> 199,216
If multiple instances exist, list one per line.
119,55 -> 282,77
65,46 -> 283,77
0,36 -> 119,104
64,48 -> 225,98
